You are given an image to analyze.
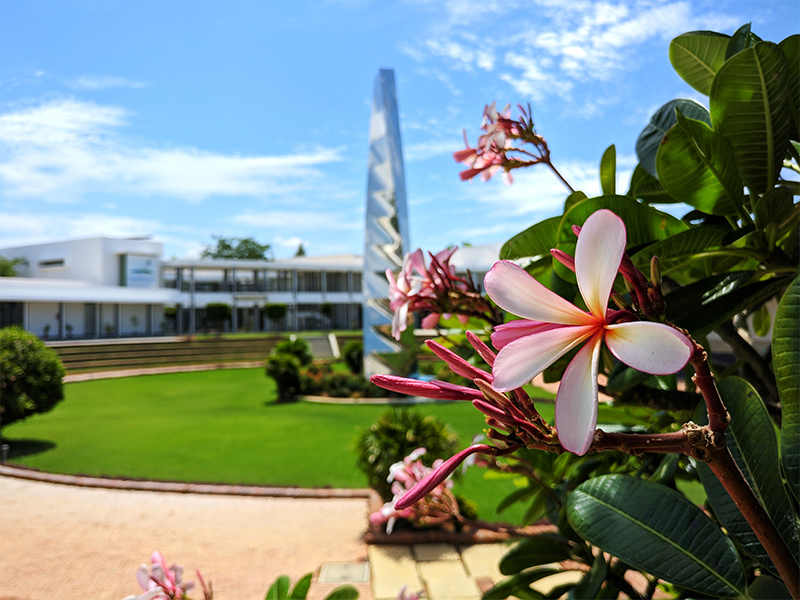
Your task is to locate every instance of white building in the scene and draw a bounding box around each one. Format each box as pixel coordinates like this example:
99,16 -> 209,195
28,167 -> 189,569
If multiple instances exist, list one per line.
0,236 -> 501,340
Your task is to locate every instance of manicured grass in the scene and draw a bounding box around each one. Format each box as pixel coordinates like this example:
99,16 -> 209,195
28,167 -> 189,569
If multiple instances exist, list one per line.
2,368 -> 555,523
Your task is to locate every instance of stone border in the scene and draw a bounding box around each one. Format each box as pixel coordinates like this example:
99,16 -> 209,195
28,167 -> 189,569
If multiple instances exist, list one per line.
0,464 -> 370,499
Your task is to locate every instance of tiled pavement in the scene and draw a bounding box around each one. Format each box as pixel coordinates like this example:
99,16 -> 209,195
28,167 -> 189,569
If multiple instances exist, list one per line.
0,472 -> 584,600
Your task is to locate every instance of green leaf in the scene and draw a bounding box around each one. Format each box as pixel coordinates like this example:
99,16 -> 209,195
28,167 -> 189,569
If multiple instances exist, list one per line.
496,486 -> 538,515
568,553 -> 607,600
631,226 -> 728,285
778,35 -> 799,140
669,31 -> 731,96
500,534 -> 573,575
564,190 -> 587,212
754,186 -> 795,231
628,164 -> 679,204
710,42 -> 792,194
265,575 -> 291,600
289,574 -> 313,600
774,277 -> 800,500
501,216 -> 560,261
555,195 -> 688,281
693,377 -> 799,575
664,272 -> 790,337
752,303 -> 771,337
600,145 -> 616,195
656,112 -> 744,216
566,475 -> 746,597
636,99 -> 711,178
748,575 -> 793,599
482,568 -> 561,600
725,23 -> 762,60
604,362 -> 651,395
323,585 -> 359,600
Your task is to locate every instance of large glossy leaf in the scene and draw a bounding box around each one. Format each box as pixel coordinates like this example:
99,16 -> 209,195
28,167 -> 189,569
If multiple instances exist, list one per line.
566,475 -> 746,597
725,23 -> 762,60
693,377 -> 797,575
499,534 -> 572,575
289,574 -> 312,600
710,42 -> 791,194
631,226 -> 728,279
501,216 -> 560,261
554,195 -> 688,281
636,99 -> 711,178
323,586 -> 359,600
628,164 -> 679,204
669,31 -> 731,96
774,277 -> 800,500
754,186 -> 795,231
482,567 -> 562,600
600,145 -> 616,195
656,112 -> 744,216
778,35 -> 799,140
665,272 -> 790,337
748,575 -> 793,599
265,576 -> 291,600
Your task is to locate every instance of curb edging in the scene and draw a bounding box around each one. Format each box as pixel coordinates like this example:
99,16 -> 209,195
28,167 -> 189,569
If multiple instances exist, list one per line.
0,464 -> 370,499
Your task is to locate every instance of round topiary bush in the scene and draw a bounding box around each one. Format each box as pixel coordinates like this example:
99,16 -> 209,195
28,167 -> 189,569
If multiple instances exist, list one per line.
355,408 -> 459,501
342,340 -> 363,375
1,326 -> 66,427
272,338 -> 313,366
265,353 -> 302,402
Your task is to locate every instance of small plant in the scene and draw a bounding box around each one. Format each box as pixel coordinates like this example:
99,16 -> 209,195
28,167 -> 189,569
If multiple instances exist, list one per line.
355,408 -> 459,501
272,338 -> 313,366
0,326 -> 66,427
341,340 -> 363,374
42,323 -> 50,339
264,573 -> 357,600
265,353 -> 302,402
265,303 -> 287,329
65,323 -> 73,338
104,323 -> 116,337
130,314 -> 139,334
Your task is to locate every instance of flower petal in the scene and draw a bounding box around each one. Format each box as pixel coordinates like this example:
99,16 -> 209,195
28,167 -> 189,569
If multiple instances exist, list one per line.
555,332 -> 603,455
491,324 -> 597,391
575,210 -> 626,320
605,322 -> 693,375
484,261 -> 595,325
491,319 -> 562,349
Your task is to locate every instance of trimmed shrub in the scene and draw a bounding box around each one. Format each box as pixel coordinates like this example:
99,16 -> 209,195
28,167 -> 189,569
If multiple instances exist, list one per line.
298,364 -> 383,398
342,340 -> 363,375
265,303 -> 287,321
272,338 -> 313,366
205,303 -> 231,333
355,408 -> 459,501
265,353 -> 301,402
1,327 -> 66,427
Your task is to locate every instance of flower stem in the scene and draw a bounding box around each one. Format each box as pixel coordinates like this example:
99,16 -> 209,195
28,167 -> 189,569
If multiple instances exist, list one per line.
545,160 -> 575,193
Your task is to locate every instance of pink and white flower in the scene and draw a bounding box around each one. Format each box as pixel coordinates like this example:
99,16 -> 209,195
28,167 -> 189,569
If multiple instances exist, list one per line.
484,210 -> 693,455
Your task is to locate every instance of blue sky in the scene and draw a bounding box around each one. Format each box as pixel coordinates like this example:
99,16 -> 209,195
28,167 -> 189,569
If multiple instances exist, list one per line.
1,0 -> 797,259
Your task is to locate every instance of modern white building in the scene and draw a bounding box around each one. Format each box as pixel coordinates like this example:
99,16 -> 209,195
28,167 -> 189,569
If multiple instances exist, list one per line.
0,236 -> 501,340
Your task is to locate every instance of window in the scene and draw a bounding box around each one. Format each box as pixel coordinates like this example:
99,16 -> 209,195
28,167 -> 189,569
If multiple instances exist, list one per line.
296,271 -> 321,292
326,271 -> 348,292
38,259 -> 65,268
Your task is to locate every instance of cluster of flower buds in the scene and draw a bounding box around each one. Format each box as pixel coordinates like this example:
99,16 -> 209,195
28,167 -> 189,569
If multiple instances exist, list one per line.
454,102 -> 550,185
124,552 -> 212,600
386,247 -> 501,340
369,448 -> 461,534
551,224 -> 666,320
370,332 -> 556,510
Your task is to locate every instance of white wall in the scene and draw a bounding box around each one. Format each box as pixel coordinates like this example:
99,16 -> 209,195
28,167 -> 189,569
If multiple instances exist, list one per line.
62,302 -> 87,338
120,304 -> 149,335
28,302 -> 59,338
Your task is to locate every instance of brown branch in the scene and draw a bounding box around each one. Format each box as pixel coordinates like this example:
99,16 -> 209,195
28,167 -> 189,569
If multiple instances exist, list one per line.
690,344 -> 731,434
706,446 -> 800,598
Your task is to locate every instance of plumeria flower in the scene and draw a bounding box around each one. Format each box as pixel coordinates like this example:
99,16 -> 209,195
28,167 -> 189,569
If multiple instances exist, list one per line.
136,552 -> 194,600
484,209 -> 693,455
386,250 -> 427,340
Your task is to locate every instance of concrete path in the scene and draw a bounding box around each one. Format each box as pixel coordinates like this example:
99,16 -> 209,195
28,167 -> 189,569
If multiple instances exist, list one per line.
0,475 -> 371,600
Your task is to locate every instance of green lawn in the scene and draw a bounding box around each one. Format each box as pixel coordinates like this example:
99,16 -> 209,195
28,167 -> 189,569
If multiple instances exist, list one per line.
2,368 -> 556,523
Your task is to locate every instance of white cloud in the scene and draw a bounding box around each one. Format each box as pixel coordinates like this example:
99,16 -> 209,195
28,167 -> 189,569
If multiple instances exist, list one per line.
405,139 -> 460,162
0,98 -> 344,202
71,76 -> 149,90
0,210 -> 163,246
229,210 -> 362,230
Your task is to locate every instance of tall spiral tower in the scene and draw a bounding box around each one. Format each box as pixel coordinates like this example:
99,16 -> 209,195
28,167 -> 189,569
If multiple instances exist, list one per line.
362,69 -> 411,377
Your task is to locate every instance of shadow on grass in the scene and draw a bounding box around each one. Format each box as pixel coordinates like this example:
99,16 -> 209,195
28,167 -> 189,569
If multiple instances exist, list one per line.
1,438 -> 57,459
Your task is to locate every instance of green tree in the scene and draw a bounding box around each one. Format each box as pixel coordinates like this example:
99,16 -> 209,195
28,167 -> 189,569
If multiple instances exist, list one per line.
201,236 -> 272,260
0,256 -> 28,277
294,243 -> 306,257
205,303 -> 231,334
1,327 -> 66,427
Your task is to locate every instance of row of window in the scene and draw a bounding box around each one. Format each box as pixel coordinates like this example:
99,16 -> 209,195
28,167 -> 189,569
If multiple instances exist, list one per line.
162,269 -> 361,294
